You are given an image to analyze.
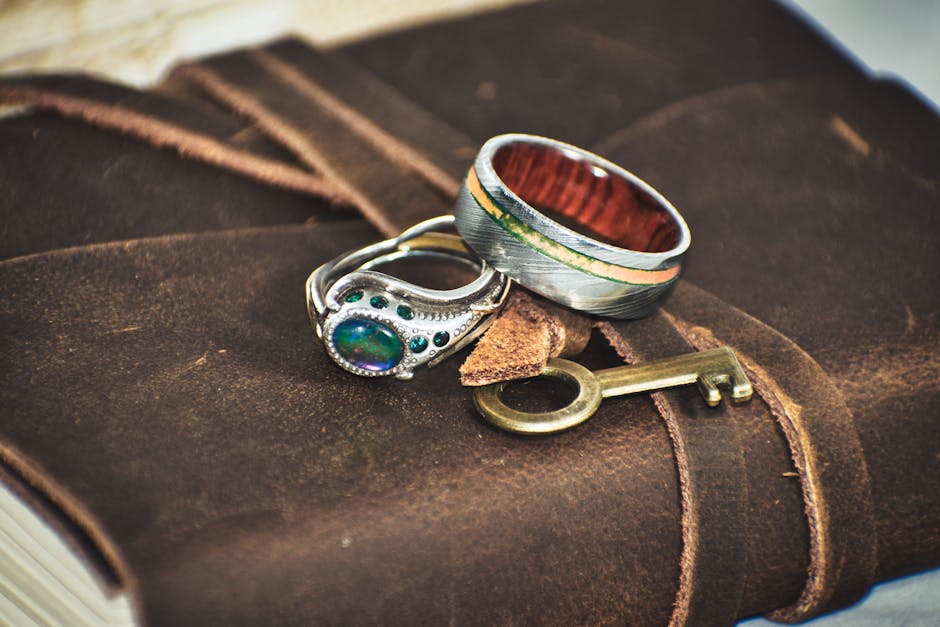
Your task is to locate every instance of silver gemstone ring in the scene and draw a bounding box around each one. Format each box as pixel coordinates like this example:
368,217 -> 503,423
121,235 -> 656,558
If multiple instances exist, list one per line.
454,133 -> 691,319
307,215 -> 511,379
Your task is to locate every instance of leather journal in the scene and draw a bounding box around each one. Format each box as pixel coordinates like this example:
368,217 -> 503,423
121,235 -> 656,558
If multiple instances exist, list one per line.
1,1 -> 937,625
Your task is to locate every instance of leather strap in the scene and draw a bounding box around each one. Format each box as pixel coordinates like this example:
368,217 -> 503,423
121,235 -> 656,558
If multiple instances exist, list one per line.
0,76 -> 344,202
459,290 -> 592,386
172,47 -> 466,236
601,314 -> 747,627
664,282 -> 877,622
263,40 -> 475,188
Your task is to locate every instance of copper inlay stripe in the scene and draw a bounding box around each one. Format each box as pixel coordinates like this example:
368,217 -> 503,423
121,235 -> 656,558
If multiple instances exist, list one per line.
466,167 -> 681,286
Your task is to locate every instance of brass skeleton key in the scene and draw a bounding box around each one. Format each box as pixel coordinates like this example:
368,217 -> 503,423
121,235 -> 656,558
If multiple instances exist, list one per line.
474,347 -> 753,435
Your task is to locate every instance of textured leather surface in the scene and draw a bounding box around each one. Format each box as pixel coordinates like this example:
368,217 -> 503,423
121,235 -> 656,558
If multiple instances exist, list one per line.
663,283 -> 877,622
0,1 -> 937,625
0,225 -> 686,625
0,75 -> 346,261
343,0 -> 858,147
602,313 -> 747,626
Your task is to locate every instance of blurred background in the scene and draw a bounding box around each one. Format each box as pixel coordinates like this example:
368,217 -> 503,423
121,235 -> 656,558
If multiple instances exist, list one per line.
0,0 -> 937,111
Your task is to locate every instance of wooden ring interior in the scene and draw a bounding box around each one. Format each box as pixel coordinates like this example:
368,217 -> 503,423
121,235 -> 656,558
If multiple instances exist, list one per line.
492,142 -> 680,253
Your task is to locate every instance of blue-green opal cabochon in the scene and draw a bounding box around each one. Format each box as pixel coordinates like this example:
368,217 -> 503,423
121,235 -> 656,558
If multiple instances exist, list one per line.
332,318 -> 404,372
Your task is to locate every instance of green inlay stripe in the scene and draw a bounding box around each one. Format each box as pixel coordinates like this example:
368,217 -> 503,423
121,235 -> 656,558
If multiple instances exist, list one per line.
466,167 -> 680,287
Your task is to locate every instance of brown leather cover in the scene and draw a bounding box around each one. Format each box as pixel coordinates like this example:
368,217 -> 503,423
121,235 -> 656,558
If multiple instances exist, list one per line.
0,1 -> 937,625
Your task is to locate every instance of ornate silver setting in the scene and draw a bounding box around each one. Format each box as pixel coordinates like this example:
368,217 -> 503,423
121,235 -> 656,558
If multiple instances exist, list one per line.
306,215 -> 510,380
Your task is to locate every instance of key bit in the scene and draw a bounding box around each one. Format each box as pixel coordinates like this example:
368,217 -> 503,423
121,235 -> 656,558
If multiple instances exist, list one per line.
474,347 -> 753,435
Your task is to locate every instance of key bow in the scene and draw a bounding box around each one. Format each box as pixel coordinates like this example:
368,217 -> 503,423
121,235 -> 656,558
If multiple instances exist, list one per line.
474,347 -> 753,435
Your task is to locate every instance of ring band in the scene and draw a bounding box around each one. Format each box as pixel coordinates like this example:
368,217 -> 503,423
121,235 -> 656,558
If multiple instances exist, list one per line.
454,134 -> 691,318
307,215 -> 511,379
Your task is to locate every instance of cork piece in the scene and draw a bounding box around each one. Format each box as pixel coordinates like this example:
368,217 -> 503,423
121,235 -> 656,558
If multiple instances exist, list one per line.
459,290 -> 592,386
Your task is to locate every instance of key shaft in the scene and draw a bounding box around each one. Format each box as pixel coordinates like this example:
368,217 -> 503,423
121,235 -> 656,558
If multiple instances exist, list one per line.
595,347 -> 752,406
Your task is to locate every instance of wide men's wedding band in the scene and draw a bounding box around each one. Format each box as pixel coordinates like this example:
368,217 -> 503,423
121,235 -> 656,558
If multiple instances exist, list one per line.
454,134 -> 691,318
307,215 -> 510,380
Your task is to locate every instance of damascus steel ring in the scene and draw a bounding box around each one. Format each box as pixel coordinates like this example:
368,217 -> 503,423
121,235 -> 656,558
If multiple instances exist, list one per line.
454,133 -> 691,318
307,215 -> 511,380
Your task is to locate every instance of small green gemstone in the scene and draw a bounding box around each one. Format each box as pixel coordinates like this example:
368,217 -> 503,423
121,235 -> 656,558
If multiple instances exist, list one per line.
397,304 -> 414,320
344,290 -> 364,303
370,295 -> 388,309
433,331 -> 450,348
409,336 -> 428,353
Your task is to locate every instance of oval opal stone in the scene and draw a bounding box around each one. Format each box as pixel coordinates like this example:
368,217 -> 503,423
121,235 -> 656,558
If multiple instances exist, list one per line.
332,318 -> 404,372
